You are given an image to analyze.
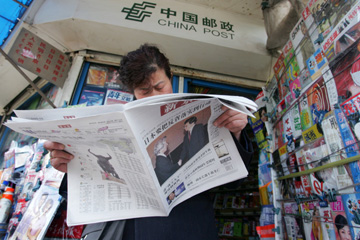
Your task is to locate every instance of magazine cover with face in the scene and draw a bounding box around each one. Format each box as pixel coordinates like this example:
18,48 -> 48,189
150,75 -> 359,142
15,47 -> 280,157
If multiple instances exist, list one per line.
342,193 -> 360,240
9,183 -> 62,240
331,196 -> 351,240
330,38 -> 360,104
300,201 -> 323,240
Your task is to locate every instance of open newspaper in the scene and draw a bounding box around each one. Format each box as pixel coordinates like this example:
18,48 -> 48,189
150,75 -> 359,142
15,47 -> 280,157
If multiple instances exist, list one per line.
5,93 -> 257,226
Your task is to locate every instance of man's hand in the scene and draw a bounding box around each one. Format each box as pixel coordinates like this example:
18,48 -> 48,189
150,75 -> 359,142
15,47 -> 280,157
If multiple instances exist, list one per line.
44,141 -> 74,173
213,106 -> 248,139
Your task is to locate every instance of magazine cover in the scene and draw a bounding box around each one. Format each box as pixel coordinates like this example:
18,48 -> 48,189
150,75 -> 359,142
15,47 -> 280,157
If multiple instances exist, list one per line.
331,196 -> 351,240
283,202 -> 304,240
299,68 -> 313,94
258,150 -> 272,187
334,107 -> 360,192
295,148 -> 313,197
285,91 -> 295,109
283,110 -> 297,153
306,77 -> 331,125
292,103 -> 303,139
86,65 -> 107,87
340,92 -> 360,142
276,98 -> 287,119
299,94 -> 314,131
273,52 -> 286,82
300,201 -> 323,240
273,53 -> 286,100
321,111 -> 354,193
302,136 -> 338,196
322,65 -> 339,107
104,66 -> 124,90
306,48 -> 329,81
289,77 -> 302,100
273,119 -> 285,151
334,107 -> 360,158
330,38 -> 360,105
301,0 -> 320,48
283,41 -> 301,88
295,178 -> 307,198
279,178 -> 296,200
249,91 -> 268,149
319,204 -> 337,240
342,193 -> 360,240
290,16 -> 316,72
9,184 -> 62,240
322,1 -> 360,62
78,86 -> 106,106
287,154 -> 299,174
265,75 -> 280,116
104,89 -> 134,105
304,0 -> 331,40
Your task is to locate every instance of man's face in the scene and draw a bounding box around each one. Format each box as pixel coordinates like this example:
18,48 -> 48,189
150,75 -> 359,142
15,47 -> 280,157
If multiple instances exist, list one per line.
133,68 -> 173,99
184,122 -> 194,132
160,140 -> 168,154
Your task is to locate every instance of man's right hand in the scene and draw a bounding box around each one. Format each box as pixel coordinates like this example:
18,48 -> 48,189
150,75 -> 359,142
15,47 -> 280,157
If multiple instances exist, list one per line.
44,141 -> 74,173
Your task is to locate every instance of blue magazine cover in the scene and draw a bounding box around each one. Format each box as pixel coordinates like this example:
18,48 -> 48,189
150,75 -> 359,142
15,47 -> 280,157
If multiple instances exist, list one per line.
78,86 -> 106,106
334,107 -> 360,192
342,193 -> 360,240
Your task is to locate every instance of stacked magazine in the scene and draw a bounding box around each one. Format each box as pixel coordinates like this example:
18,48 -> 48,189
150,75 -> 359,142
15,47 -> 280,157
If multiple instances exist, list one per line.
4,93 -> 257,226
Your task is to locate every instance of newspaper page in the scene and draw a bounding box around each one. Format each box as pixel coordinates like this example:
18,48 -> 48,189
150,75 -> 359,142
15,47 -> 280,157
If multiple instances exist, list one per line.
6,111 -> 169,225
124,98 -> 249,214
5,94 -> 255,226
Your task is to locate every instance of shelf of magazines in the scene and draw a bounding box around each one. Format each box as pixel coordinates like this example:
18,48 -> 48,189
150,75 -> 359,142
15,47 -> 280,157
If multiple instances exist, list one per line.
253,0 -> 360,239
213,148 -> 261,239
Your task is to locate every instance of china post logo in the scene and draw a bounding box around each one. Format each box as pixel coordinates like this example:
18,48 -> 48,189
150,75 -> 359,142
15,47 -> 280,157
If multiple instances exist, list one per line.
122,1 -> 156,22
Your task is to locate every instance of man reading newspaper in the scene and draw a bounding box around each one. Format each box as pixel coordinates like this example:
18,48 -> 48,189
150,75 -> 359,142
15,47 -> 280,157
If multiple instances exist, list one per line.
44,44 -> 254,240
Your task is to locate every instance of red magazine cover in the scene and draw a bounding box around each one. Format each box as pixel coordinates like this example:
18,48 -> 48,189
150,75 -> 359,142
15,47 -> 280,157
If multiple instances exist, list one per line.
331,39 -> 360,103
306,77 -> 331,125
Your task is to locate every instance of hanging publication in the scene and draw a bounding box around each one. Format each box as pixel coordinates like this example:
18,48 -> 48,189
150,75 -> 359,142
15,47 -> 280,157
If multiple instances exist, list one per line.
4,93 -> 257,226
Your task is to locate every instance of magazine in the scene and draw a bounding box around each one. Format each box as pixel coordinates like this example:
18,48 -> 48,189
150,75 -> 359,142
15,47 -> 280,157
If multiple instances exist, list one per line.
331,196 -> 350,240
9,181 -> 62,240
4,93 -> 257,226
290,15 -> 316,72
342,193 -> 360,240
295,148 -> 312,196
78,86 -> 106,106
306,48 -> 328,81
321,1 -> 360,63
283,202 -> 304,240
299,94 -> 314,131
300,201 -> 320,240
318,205 -> 337,240
333,107 -> 360,192
306,77 -> 331,125
321,111 -> 354,193
330,36 -> 360,105
104,88 -> 134,105
302,137 -> 338,197
86,65 -> 107,87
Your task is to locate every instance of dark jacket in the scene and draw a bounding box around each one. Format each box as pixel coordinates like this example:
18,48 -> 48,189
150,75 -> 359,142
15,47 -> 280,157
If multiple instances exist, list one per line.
179,124 -> 208,163
154,155 -> 180,185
